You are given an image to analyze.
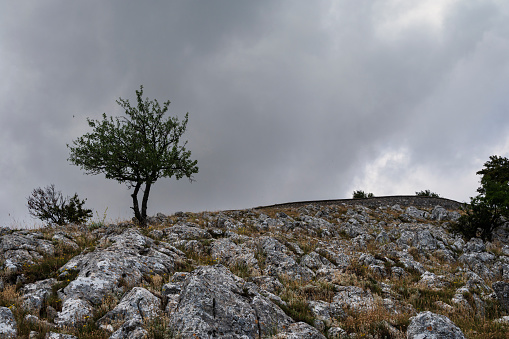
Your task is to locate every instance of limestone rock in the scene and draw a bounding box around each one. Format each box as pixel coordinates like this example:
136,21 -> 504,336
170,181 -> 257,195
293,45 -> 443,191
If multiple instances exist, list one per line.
273,322 -> 326,338
0,232 -> 55,273
332,286 -> 374,312
109,318 -> 147,339
257,237 -> 315,281
163,223 -> 211,241
54,297 -> 93,327
0,306 -> 17,338
210,238 -> 260,275
492,281 -> 509,312
20,278 -> 57,314
98,287 -> 161,332
407,311 -> 465,339
45,332 -> 78,339
406,206 -> 430,220
169,264 -> 293,338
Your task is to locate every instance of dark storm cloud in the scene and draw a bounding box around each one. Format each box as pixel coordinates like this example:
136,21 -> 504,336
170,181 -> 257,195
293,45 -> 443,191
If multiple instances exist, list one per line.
1,1 -> 509,227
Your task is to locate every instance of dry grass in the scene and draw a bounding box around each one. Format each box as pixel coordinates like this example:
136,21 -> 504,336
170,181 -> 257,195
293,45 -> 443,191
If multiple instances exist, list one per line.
339,299 -> 410,338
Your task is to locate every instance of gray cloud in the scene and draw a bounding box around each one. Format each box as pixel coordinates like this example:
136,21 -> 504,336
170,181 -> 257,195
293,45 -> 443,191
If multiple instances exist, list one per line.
1,1 -> 509,227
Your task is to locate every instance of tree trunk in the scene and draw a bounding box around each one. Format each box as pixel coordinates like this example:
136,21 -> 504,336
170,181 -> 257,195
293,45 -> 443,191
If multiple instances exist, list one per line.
140,181 -> 152,226
131,181 -> 142,223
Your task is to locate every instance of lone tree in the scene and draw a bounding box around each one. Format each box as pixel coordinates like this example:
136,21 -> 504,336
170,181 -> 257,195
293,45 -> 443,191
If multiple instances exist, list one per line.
452,155 -> 509,241
68,86 -> 198,225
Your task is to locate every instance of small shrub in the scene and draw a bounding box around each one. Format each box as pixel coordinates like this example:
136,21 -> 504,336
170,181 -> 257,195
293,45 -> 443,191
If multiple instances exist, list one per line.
353,190 -> 375,199
416,190 -> 440,197
27,184 -> 93,225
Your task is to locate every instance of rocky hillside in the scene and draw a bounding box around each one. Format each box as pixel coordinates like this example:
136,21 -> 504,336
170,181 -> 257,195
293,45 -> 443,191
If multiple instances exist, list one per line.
0,200 -> 508,338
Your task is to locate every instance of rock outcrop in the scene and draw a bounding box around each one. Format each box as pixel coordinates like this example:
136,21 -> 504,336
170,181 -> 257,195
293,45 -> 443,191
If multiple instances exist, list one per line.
0,200 -> 507,338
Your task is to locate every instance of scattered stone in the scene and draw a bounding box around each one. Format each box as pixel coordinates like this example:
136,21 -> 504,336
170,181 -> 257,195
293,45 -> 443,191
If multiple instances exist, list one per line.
273,322 -> 327,338
54,297 -> 93,328
492,281 -> 509,312
0,306 -> 18,338
98,287 -> 161,332
407,311 -> 466,339
20,278 -> 57,314
45,332 -> 79,339
327,326 -> 348,338
332,286 -> 374,312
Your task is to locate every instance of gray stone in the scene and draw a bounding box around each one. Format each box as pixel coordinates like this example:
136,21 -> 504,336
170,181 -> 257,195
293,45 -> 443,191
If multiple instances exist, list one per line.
391,266 -> 407,279
0,232 -> 55,272
418,271 -> 449,290
210,238 -> 260,275
494,315 -> 509,325
327,327 -> 347,338
257,237 -> 315,281
492,281 -> 509,312
169,265 -> 293,338
45,332 -> 79,339
376,231 -> 390,244
0,306 -> 17,338
300,252 -> 333,271
464,238 -> 486,253
98,287 -> 161,332
308,300 -> 346,325
163,223 -> 211,241
407,311 -> 465,339
109,318 -> 148,339
52,232 -> 79,251
332,286 -> 374,312
273,322 -> 326,338
20,278 -> 57,314
54,297 -> 93,327
406,206 -> 430,220
431,206 -> 460,222
57,228 -> 183,316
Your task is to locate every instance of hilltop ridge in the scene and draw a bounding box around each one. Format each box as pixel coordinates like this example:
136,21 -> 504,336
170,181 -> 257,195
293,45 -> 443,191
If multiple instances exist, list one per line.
0,199 -> 508,338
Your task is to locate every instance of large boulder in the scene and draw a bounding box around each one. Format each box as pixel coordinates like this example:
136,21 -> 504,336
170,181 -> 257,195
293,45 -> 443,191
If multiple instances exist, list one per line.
407,311 -> 465,339
169,264 -> 293,338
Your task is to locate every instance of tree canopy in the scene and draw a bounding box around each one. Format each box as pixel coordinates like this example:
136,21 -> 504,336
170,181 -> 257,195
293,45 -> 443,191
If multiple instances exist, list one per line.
452,155 -> 509,241
68,85 -> 198,225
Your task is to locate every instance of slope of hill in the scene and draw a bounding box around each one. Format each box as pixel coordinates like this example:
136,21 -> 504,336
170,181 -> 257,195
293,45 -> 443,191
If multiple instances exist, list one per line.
0,199 -> 508,338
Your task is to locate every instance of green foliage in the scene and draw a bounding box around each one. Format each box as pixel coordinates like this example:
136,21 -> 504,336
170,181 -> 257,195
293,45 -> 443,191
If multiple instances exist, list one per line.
452,155 -> 509,241
27,184 -> 92,225
68,85 -> 198,225
352,190 -> 374,199
415,189 -> 440,197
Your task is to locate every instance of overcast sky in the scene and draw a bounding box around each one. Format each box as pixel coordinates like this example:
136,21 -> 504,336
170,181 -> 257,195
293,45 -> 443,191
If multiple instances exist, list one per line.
1,0 -> 509,228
